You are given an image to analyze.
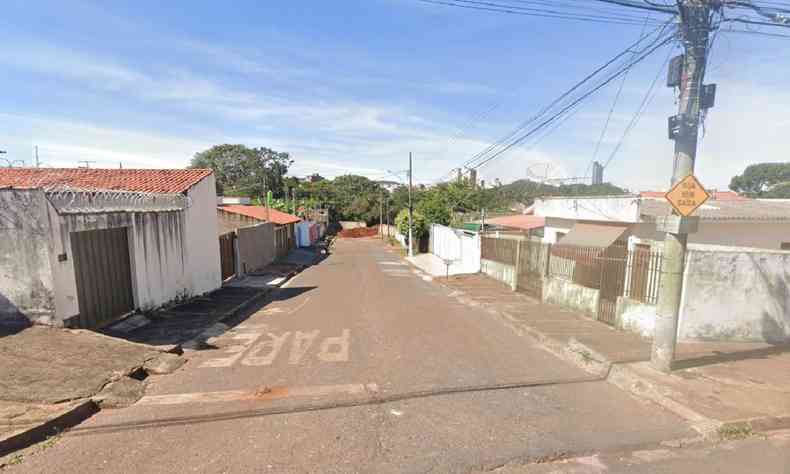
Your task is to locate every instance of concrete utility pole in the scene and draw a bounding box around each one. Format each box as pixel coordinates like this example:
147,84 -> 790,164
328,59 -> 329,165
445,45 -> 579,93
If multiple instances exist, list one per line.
408,152 -> 414,257
652,0 -> 713,373
35,146 -> 40,168
380,189 -> 384,240
292,188 -> 296,215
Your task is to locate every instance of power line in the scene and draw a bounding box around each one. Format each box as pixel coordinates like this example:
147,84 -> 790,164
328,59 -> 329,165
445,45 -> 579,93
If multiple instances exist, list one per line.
453,19 -> 676,175
602,40 -> 675,170
475,33 -> 676,170
418,0 -> 669,25
586,12 -> 654,182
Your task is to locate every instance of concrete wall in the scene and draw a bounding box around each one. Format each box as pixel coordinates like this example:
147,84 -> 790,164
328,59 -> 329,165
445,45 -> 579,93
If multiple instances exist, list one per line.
615,297 -> 656,338
0,189 -> 55,326
678,248 -> 790,343
46,206 -> 190,321
481,258 -> 516,288
542,277 -> 599,318
429,224 -> 481,274
217,209 -> 259,235
535,196 -> 640,223
236,222 -> 276,274
184,175 -> 222,297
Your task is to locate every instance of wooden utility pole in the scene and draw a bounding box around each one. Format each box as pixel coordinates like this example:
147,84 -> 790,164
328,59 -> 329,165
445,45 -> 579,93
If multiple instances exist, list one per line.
652,0 -> 713,373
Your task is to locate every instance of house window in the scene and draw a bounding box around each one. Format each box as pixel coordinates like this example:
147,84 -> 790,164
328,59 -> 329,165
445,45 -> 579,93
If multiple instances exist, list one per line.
781,242 -> 790,250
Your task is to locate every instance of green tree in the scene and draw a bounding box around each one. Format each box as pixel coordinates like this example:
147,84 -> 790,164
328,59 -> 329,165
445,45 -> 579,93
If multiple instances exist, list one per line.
730,163 -> 790,196
190,144 -> 292,199
395,208 -> 428,241
329,175 -> 384,224
416,189 -> 451,226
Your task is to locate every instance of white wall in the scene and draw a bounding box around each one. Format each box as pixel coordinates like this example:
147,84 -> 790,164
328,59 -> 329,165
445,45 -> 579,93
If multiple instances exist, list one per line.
541,217 -> 575,244
535,196 -> 640,223
184,175 -> 222,297
429,224 -> 480,274
678,248 -> 790,343
42,174 -> 220,326
46,205 -> 191,321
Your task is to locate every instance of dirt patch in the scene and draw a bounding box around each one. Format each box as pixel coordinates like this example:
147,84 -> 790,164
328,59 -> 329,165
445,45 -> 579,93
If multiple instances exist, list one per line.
339,227 -> 377,238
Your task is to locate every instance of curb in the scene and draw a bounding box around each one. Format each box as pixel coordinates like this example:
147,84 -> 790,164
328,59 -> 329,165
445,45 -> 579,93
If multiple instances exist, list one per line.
0,400 -> 98,458
425,271 -> 790,440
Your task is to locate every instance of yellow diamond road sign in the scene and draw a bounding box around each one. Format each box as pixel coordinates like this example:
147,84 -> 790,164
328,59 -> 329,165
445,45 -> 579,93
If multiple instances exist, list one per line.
665,174 -> 710,217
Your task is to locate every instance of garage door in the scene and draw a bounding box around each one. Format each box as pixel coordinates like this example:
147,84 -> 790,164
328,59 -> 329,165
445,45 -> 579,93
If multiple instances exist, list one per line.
71,227 -> 134,329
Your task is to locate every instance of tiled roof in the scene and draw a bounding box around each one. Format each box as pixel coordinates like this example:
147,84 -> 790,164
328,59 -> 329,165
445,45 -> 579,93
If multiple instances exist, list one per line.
484,214 -> 545,230
219,205 -> 301,225
0,168 -> 213,194
640,190 -> 749,201
640,199 -> 790,222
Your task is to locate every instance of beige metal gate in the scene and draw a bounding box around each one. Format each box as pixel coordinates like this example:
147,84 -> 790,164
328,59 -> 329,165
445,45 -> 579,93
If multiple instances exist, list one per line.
516,240 -> 550,299
71,227 -> 134,329
219,231 -> 237,280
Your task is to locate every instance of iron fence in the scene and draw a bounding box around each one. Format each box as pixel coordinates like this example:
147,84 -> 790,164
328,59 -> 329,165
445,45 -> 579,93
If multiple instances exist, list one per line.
625,247 -> 663,304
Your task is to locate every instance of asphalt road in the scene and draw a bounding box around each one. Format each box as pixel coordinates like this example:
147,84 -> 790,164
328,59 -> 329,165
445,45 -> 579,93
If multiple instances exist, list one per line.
10,238 -> 694,473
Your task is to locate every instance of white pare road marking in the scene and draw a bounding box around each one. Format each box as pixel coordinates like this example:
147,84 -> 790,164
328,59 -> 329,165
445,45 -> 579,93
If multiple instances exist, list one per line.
378,261 -> 406,266
242,329 -> 351,366
200,328 -> 351,368
138,383 -> 379,407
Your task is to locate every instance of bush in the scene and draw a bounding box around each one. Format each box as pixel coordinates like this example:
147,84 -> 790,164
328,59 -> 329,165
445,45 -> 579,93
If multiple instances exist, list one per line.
395,208 -> 428,243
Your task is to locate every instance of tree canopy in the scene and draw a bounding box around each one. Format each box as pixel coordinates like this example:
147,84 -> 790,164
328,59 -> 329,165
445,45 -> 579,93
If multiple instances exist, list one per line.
729,163 -> 790,197
190,144 -> 292,199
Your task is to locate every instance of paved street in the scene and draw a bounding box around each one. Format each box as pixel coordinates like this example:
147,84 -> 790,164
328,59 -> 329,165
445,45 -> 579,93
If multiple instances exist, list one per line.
10,238 -> 694,473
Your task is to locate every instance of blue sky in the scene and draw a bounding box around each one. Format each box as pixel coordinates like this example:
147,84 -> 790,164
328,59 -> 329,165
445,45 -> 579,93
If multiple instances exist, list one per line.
1,0 -> 788,190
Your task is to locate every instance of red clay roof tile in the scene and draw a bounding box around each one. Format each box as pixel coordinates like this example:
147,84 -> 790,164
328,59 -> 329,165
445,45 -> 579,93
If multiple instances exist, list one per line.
218,205 -> 301,225
0,168 -> 213,194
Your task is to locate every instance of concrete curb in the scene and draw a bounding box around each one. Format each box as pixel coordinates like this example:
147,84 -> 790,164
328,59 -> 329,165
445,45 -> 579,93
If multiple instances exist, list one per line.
0,400 -> 98,458
422,269 -> 790,440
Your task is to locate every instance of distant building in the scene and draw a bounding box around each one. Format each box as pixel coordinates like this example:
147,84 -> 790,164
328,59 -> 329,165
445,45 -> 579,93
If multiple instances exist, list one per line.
591,161 -> 604,185
376,180 -> 400,192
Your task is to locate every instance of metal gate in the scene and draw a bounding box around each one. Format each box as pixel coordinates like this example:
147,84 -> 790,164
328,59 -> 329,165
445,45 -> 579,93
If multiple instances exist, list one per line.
219,231 -> 237,280
71,227 -> 134,329
516,240 -> 550,299
597,244 -> 628,325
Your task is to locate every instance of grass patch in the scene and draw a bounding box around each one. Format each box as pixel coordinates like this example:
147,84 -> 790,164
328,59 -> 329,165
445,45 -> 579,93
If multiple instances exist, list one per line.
718,423 -> 753,440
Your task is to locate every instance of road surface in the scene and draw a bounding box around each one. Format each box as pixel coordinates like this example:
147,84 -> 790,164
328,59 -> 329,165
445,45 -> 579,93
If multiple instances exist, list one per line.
10,238 -> 694,473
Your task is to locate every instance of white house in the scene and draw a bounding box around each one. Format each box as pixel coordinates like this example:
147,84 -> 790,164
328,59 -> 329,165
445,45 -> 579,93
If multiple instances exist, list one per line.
0,168 -> 221,329
535,193 -> 790,251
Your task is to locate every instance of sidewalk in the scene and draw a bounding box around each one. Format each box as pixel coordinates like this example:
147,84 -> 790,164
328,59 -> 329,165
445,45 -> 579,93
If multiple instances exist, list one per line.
407,253 -> 468,278
441,273 -> 790,438
0,327 -> 181,456
0,247 -> 321,458
103,248 -> 319,348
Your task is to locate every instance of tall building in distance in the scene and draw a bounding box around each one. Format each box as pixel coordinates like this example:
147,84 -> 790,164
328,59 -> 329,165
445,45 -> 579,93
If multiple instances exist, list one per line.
591,161 -> 604,185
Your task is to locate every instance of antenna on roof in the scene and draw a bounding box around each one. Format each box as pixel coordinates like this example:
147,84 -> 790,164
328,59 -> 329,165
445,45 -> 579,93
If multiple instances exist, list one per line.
78,160 -> 95,169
